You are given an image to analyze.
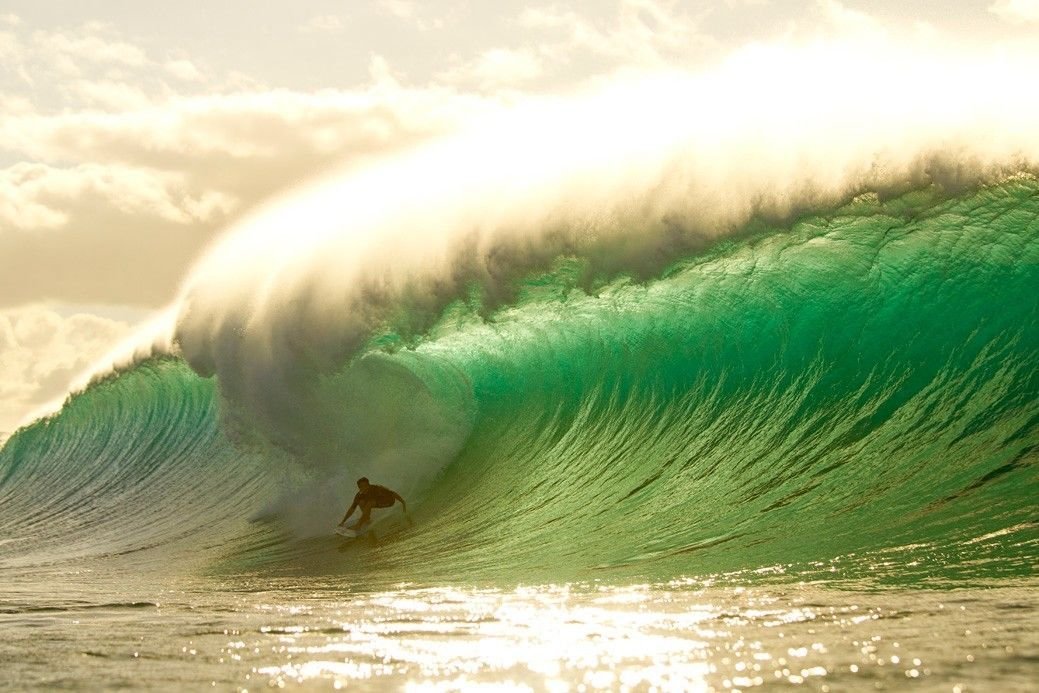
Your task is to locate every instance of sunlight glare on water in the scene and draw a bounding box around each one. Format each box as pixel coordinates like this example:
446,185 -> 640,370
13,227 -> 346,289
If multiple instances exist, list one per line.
100,578 -> 1030,692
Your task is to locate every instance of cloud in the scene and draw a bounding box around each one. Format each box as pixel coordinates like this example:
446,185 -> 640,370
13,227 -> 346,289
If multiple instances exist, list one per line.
0,27 -> 32,86
165,58 -> 205,82
0,162 -> 235,230
815,0 -> 885,36
0,305 -> 134,433
0,19 -> 265,114
0,8 -> 506,317
32,23 -> 148,75
3,85 -> 492,178
298,15 -> 345,34
989,0 -> 1039,23
438,48 -> 544,90
380,0 -> 416,21
518,0 -> 716,69
378,0 -> 446,31
63,79 -> 154,110
0,82 -> 497,308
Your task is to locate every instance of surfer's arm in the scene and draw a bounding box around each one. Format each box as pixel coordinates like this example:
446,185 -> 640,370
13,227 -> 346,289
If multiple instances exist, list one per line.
339,497 -> 359,525
393,492 -> 407,513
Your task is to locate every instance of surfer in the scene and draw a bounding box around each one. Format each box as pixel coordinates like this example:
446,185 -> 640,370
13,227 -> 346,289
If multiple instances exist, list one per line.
338,477 -> 407,531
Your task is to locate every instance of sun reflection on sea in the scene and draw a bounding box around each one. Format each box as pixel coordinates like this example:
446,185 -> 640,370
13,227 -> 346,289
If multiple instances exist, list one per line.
227,579 -> 976,692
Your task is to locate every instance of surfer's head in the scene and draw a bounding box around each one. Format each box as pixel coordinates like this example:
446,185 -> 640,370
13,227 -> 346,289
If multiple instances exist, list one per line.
357,477 -> 370,490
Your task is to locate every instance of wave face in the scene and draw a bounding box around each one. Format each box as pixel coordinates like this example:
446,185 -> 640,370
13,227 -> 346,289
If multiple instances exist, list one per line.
2,175 -> 1037,585
0,360 -> 275,574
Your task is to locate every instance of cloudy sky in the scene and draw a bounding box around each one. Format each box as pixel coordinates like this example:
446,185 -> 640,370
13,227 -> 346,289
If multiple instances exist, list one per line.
0,0 -> 1036,434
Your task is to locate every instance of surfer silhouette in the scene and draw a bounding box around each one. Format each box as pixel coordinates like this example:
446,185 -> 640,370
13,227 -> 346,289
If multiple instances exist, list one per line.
338,477 -> 406,531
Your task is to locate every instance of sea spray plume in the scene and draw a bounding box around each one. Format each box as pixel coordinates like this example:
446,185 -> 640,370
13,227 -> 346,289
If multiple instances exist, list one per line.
168,41 -> 1039,481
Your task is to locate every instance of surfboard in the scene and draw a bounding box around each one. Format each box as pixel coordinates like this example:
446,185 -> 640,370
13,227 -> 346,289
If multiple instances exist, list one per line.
335,511 -> 410,542
334,525 -> 370,538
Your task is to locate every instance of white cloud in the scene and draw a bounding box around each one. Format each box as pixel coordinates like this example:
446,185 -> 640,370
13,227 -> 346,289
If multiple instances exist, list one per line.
378,0 -> 446,31
0,77 -> 497,307
298,15 -> 345,34
816,0 -> 885,36
0,20 -> 269,115
438,48 -> 544,89
519,0 -> 715,68
165,58 -> 204,82
380,0 -> 416,21
3,86 -> 488,166
33,24 -> 148,72
989,0 -> 1039,23
367,53 -> 401,86
0,305 -> 134,433
0,28 -> 32,85
63,79 -> 154,110
0,164 -> 71,228
0,22 -> 172,100
0,162 -> 234,230
0,93 -> 32,115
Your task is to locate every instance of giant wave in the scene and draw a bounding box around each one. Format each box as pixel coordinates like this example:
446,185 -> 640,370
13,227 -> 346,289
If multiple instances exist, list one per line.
1,43 -> 1038,586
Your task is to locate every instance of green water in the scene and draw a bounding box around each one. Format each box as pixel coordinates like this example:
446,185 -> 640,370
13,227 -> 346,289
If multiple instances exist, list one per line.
385,177 -> 1039,584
